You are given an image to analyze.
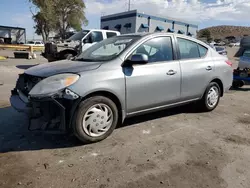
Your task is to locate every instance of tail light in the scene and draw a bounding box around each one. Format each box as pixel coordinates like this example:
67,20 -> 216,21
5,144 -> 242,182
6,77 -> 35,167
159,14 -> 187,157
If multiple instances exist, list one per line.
225,60 -> 232,67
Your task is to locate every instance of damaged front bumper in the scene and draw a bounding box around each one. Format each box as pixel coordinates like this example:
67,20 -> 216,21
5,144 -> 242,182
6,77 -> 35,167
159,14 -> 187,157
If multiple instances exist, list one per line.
10,88 -> 31,114
10,86 -> 81,134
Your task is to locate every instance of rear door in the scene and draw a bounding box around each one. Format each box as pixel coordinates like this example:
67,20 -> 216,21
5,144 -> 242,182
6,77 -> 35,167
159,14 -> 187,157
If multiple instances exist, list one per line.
124,36 -> 181,113
176,37 -> 214,100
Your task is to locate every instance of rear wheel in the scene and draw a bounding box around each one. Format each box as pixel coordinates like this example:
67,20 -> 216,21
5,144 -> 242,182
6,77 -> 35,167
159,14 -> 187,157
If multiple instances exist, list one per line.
198,82 -> 221,112
73,96 -> 119,143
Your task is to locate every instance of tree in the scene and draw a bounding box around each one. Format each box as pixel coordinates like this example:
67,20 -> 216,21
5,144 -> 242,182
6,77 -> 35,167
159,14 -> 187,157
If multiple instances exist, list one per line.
53,0 -> 88,40
29,0 -> 56,42
199,29 -> 212,43
32,12 -> 52,42
29,0 -> 88,42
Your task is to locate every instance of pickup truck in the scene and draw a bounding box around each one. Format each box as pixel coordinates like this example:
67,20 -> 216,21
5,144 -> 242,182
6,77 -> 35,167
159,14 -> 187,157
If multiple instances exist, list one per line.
43,29 -> 120,62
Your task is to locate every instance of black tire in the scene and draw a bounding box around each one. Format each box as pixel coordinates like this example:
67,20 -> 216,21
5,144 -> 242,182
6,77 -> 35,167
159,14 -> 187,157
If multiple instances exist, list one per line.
232,80 -> 244,89
73,96 -> 119,144
198,82 -> 221,112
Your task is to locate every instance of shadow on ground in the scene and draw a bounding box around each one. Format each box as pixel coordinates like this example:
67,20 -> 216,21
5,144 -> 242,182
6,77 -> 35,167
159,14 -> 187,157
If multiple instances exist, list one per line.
123,104 -> 199,126
230,87 -> 250,92
16,64 -> 39,70
0,103 -> 200,153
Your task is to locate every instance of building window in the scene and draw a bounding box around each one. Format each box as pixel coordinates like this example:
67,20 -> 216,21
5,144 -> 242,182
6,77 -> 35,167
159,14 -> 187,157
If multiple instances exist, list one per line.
156,26 -> 164,32
114,24 -> 121,32
103,26 -> 109,30
124,23 -> 132,28
124,23 -> 132,33
167,28 -> 174,33
178,30 -> 185,34
141,24 -> 149,28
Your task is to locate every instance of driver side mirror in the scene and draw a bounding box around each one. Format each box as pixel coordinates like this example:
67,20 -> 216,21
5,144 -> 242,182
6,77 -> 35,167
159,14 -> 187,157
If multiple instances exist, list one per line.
123,54 -> 148,67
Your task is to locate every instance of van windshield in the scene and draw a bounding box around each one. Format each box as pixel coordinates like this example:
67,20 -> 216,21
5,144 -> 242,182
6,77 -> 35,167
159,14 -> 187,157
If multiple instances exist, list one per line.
67,30 -> 89,41
75,36 -> 141,62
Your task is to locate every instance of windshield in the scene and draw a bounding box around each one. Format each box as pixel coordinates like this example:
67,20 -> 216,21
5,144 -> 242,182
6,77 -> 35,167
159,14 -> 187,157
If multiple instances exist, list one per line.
27,41 -> 34,44
75,35 -> 141,62
243,49 -> 250,58
67,30 -> 89,41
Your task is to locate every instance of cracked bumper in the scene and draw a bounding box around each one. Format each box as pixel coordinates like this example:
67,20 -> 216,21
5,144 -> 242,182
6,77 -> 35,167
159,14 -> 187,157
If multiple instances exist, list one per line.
10,89 -> 31,114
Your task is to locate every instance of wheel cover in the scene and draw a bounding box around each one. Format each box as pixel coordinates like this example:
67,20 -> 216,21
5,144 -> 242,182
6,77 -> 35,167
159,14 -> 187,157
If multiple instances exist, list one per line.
82,103 -> 113,137
207,86 -> 219,108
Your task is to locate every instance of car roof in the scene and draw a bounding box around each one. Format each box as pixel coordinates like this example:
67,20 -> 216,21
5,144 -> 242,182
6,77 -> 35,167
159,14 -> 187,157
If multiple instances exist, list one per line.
118,32 -> 197,39
117,32 -> 209,47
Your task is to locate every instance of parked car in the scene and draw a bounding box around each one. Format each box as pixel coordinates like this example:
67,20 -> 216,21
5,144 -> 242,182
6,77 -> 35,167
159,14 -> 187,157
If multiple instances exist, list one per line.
215,46 -> 227,56
10,33 -> 233,143
25,40 -> 44,47
43,29 -> 120,62
229,42 -> 240,47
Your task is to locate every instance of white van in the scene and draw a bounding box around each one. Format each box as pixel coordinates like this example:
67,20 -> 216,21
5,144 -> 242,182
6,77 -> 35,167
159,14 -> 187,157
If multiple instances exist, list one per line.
44,29 -> 121,62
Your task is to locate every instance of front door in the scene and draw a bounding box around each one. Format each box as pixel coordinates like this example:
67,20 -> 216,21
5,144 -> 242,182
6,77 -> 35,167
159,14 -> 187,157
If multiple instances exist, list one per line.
176,37 -> 215,100
124,36 -> 181,114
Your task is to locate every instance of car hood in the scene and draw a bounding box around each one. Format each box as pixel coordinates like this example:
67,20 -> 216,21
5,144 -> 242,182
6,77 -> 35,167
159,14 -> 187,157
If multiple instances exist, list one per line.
24,60 -> 101,77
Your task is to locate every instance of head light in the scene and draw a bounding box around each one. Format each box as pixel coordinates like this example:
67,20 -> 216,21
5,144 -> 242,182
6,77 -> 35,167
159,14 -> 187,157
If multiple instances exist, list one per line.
29,73 -> 79,97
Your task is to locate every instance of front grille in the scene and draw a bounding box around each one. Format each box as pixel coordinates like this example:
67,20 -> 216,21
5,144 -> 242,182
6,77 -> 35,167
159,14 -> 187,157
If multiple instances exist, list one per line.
16,74 -> 43,96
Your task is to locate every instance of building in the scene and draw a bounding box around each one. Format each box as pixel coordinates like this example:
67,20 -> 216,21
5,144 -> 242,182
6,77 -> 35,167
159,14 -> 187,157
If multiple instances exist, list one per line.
0,25 -> 26,44
101,10 -> 198,37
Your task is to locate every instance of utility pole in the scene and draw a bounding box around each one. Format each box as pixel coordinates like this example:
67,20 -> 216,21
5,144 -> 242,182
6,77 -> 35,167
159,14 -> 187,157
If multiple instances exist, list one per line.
128,0 -> 131,11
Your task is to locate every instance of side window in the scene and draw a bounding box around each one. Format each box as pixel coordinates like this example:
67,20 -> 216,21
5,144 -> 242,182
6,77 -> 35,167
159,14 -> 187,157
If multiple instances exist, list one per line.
106,32 -> 117,38
243,49 -> 250,58
132,37 -> 173,63
198,44 -> 208,57
177,38 -> 200,59
91,31 -> 103,42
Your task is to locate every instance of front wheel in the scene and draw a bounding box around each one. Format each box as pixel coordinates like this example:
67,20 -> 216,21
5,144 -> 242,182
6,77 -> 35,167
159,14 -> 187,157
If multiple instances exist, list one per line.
73,96 -> 119,144
198,82 -> 221,112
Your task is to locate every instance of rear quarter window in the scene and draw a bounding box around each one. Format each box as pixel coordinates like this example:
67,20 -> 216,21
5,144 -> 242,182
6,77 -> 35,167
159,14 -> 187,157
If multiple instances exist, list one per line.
243,49 -> 250,58
198,44 -> 208,57
177,38 -> 200,59
177,37 -> 208,59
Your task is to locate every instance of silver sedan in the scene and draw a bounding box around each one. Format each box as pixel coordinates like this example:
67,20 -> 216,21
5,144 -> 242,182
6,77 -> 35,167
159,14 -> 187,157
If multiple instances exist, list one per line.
10,33 -> 233,143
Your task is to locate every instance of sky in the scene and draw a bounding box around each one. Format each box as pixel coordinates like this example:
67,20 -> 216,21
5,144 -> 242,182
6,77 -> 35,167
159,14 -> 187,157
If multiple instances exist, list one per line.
0,0 -> 249,39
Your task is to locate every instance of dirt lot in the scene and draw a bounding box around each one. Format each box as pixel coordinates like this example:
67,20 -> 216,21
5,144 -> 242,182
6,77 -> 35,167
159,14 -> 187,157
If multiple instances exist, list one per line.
1,47 -> 250,188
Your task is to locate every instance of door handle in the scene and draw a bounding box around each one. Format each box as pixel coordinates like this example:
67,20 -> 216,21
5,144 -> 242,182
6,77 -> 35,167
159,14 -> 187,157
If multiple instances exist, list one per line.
206,66 -> 212,71
167,70 -> 177,75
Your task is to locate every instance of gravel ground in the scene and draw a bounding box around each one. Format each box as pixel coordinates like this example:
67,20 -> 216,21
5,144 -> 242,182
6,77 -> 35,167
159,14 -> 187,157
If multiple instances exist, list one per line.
1,47 -> 250,188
